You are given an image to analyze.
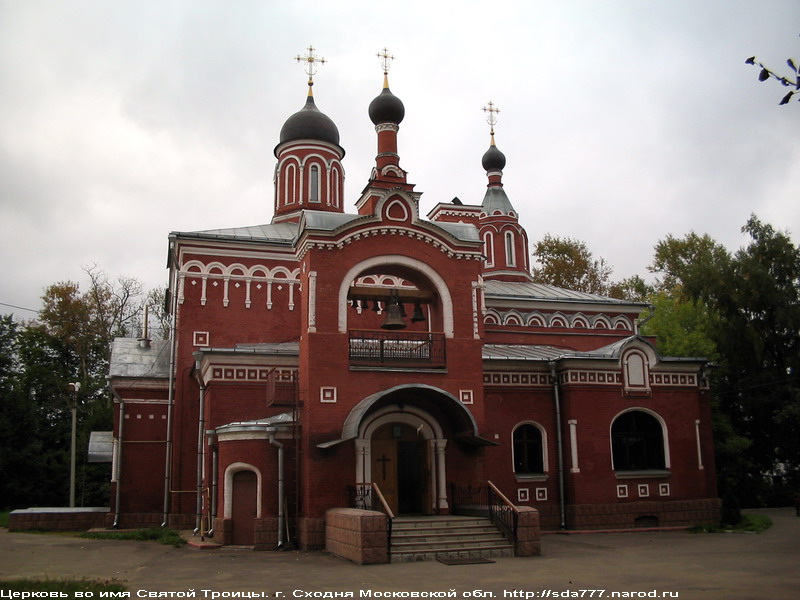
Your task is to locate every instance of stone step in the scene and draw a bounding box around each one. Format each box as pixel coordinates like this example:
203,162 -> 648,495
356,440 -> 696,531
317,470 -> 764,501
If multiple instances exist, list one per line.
391,545 -> 514,563
392,538 -> 512,552
393,517 -> 489,529
392,521 -> 496,533
389,516 -> 514,563
392,531 -> 507,543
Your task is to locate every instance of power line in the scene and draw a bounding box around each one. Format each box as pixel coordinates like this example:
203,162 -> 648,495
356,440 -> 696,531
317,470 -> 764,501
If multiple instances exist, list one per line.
0,301 -> 40,314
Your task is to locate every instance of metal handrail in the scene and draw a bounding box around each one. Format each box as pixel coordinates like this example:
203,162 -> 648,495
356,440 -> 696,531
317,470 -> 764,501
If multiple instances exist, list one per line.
370,482 -> 395,520
450,481 -> 519,554
349,482 -> 394,555
487,481 -> 519,551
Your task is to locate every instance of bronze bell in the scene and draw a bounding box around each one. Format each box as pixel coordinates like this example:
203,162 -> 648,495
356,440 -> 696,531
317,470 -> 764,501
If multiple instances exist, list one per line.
381,298 -> 407,330
410,302 -> 426,323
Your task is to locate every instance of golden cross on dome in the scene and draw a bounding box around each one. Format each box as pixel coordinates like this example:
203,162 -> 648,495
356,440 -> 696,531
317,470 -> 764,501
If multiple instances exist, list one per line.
377,47 -> 395,75
295,45 -> 327,86
482,101 -> 500,137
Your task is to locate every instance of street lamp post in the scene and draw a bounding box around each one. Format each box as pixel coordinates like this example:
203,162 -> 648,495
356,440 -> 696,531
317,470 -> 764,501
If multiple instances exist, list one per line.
68,382 -> 80,508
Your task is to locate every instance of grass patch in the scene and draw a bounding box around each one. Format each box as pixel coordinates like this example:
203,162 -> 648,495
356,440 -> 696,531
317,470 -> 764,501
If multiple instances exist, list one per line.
80,527 -> 187,547
0,511 -> 9,528
689,512 -> 773,534
0,578 -> 125,594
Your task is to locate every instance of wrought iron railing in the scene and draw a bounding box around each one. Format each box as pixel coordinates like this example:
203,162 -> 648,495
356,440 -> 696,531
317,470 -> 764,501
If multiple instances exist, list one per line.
349,482 -> 394,554
348,330 -> 446,368
451,481 -> 519,553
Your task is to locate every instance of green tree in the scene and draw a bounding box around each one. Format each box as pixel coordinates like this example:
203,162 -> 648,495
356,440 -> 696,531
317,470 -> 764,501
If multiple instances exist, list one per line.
0,267 -> 156,509
649,216 -> 800,511
531,234 -> 615,295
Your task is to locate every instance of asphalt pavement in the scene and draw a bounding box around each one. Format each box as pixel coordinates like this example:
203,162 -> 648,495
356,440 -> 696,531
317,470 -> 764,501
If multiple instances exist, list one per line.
1,508 -> 798,600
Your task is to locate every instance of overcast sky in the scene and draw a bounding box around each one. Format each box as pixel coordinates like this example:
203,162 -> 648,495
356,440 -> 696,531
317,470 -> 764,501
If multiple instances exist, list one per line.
1,0 -> 798,318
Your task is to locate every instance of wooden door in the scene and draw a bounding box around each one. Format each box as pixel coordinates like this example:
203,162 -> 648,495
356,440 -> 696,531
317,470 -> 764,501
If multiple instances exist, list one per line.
371,437 -> 398,514
371,423 -> 429,515
231,470 -> 257,545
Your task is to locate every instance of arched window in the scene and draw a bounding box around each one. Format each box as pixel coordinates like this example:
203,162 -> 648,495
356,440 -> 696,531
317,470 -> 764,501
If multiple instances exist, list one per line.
483,232 -> 494,267
504,231 -> 516,267
611,410 -> 665,471
513,424 -> 544,474
284,164 -> 297,205
309,165 -> 320,202
331,167 -> 340,207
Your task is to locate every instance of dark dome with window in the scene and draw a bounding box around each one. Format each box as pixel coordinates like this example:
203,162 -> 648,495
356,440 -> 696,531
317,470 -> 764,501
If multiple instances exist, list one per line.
279,95 -> 340,147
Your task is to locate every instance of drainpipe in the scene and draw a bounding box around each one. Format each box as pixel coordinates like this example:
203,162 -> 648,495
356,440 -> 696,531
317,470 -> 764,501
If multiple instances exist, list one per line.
112,396 -> 125,528
208,446 -> 218,536
162,243 -> 180,528
636,305 -> 656,334
268,431 -> 285,549
550,361 -> 567,530
194,368 -> 206,536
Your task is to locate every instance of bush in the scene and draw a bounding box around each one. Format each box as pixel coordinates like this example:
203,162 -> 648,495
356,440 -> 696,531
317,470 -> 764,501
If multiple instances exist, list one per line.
689,512 -> 773,534
79,527 -> 186,547
0,578 -> 125,594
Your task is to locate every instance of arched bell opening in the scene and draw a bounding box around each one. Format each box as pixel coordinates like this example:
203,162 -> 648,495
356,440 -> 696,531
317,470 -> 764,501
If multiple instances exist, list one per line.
338,256 -> 454,337
345,266 -> 441,333
339,257 -> 453,369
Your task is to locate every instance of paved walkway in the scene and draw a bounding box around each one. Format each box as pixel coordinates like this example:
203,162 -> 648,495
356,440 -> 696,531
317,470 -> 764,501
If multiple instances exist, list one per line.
2,508 -> 798,599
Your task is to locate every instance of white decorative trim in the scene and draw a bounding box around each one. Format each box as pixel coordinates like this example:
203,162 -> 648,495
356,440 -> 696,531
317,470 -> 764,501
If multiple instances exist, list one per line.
193,331 -> 209,347
638,484 -> 650,497
320,387 -> 337,403
483,372 -> 551,387
308,271 -> 317,333
617,484 -> 629,498
517,488 -> 529,502
459,390 -> 474,404
536,488 -> 547,501
384,198 -> 410,222
568,420 -> 580,473
659,483 -> 670,496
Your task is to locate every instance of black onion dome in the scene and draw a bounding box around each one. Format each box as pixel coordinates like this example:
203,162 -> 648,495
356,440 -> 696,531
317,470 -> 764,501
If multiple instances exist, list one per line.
481,143 -> 506,171
369,86 -> 405,125
279,95 -> 340,146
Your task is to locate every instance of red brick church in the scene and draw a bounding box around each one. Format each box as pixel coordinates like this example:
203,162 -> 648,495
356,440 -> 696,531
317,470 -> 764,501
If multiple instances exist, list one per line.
108,48 -> 720,559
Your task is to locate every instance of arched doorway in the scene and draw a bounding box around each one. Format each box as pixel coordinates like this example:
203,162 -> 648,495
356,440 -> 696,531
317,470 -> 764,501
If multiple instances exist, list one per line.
231,470 -> 257,545
356,402 -> 448,515
370,423 -> 430,515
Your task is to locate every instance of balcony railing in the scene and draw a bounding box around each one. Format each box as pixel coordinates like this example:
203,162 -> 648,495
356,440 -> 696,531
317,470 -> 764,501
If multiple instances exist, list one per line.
348,329 -> 446,368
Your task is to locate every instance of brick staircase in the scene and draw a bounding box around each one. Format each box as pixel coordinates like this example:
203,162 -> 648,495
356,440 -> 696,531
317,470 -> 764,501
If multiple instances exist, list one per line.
390,515 -> 514,563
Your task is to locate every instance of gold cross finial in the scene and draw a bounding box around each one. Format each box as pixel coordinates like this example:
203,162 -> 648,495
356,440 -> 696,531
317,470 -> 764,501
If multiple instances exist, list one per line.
377,47 -> 395,89
295,45 -> 327,87
482,101 -> 500,142
377,47 -> 395,75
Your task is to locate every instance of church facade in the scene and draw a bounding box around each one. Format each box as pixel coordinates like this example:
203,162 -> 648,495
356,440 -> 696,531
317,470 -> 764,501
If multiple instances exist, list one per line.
107,50 -> 720,551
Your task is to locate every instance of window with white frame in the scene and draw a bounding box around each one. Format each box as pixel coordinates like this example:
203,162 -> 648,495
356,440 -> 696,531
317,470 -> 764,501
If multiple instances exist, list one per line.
483,231 -> 495,267
309,165 -> 320,202
611,410 -> 665,471
504,231 -> 516,267
513,423 -> 544,475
